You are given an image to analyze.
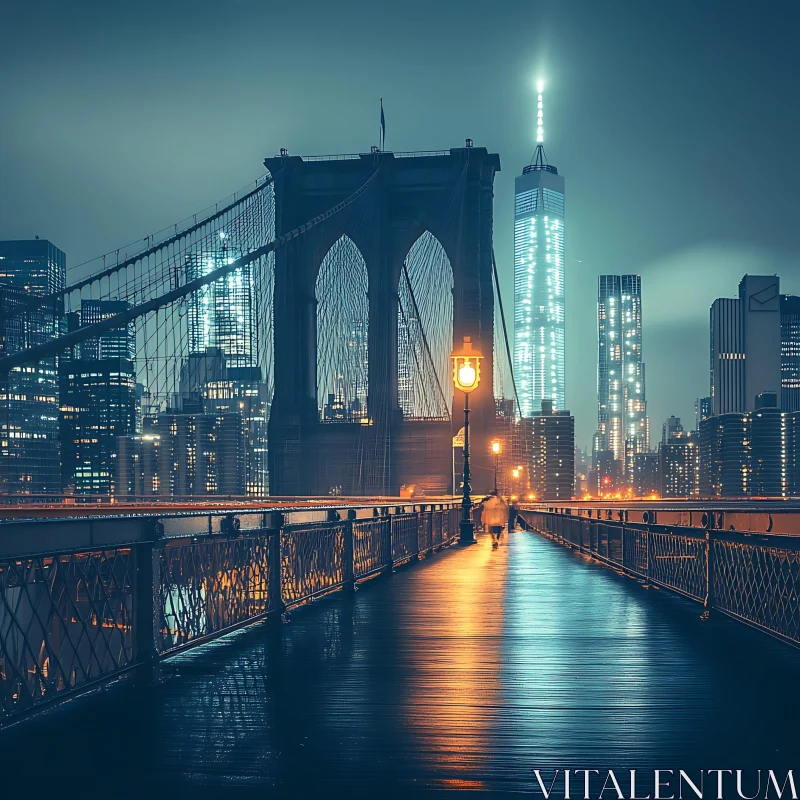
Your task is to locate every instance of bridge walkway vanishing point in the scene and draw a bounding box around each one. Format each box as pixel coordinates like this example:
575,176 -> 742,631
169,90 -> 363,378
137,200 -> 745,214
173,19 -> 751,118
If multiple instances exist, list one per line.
3,530 -> 800,798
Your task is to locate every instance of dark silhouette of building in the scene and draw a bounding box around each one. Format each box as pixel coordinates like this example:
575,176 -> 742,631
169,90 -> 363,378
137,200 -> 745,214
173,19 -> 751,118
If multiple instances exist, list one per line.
529,399 -> 574,501
710,276 -> 783,415
710,297 -> 743,415
0,239 -> 65,494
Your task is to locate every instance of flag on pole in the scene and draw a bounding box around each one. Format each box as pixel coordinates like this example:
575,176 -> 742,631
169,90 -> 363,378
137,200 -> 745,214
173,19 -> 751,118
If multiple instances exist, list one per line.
380,98 -> 385,151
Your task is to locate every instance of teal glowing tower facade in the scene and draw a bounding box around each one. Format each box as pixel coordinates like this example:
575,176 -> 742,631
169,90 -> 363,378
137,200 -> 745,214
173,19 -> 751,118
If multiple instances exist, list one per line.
514,83 -> 565,416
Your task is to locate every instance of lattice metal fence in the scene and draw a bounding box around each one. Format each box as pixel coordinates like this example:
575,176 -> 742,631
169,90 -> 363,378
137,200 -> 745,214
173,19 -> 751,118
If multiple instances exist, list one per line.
0,548 -> 134,717
391,514 -> 420,564
353,519 -> 390,578
281,522 -> 345,605
159,534 -> 271,653
0,502 -> 461,725
521,509 -> 800,647
713,538 -> 800,643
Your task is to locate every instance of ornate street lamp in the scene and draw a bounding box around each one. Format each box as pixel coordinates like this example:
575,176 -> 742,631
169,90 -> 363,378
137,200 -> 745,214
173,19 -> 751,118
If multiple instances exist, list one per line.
491,440 -> 500,494
451,336 -> 483,544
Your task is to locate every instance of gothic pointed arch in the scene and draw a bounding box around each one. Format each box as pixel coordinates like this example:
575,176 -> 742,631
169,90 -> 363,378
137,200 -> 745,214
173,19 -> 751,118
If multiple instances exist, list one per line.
315,234 -> 369,422
397,230 -> 454,419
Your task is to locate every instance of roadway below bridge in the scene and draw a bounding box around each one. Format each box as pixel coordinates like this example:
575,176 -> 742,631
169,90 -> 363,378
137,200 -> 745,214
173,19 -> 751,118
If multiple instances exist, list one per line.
3,529 -> 799,797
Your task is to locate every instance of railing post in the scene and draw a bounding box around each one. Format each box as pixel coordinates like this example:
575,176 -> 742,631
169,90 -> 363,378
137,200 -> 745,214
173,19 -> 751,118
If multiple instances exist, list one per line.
383,511 -> 394,574
343,508 -> 356,591
266,512 -> 284,619
132,517 -> 165,683
645,529 -> 652,587
702,528 -> 714,620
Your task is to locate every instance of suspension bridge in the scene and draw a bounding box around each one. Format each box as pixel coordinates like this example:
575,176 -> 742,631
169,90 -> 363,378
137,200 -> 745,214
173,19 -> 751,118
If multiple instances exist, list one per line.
2,146 -> 798,795
0,144 -> 522,500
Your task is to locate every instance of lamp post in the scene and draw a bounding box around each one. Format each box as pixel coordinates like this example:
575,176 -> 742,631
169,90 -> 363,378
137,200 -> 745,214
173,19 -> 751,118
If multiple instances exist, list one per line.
450,336 -> 483,545
491,440 -> 500,494
512,467 -> 520,500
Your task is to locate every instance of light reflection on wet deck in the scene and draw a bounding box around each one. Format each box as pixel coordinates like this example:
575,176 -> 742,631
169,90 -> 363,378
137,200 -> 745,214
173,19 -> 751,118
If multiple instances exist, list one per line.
3,532 -> 800,797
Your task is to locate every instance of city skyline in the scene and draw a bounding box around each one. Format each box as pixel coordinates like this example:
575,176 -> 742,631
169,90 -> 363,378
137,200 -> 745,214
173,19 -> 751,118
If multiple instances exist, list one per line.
3,1 -> 800,450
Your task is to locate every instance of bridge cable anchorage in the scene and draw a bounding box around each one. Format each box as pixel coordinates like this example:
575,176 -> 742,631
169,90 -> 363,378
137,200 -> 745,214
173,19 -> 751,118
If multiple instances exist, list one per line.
9,176 -> 277,319
0,169 -> 381,373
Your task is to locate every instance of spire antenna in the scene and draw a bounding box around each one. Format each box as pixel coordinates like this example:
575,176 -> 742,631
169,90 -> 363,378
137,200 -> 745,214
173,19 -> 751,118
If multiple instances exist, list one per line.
536,79 -> 545,144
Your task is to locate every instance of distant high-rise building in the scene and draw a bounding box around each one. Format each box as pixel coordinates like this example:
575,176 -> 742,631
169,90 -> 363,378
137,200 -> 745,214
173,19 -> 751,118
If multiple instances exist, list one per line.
710,276 -> 782,415
662,415 -> 684,444
186,243 -> 255,369
59,300 -> 137,495
60,359 -> 136,495
0,239 -> 66,295
696,396 -> 712,429
710,298 -> 744,415
740,275 -> 781,411
117,411 -> 245,498
632,452 -> 660,497
781,295 -> 800,412
595,274 -> 648,479
699,402 -> 798,498
0,239 -> 65,495
528,399 -> 574,501
80,299 -> 135,361
182,242 -> 268,495
204,368 -> 271,496
514,82 -> 565,416
660,431 -> 700,498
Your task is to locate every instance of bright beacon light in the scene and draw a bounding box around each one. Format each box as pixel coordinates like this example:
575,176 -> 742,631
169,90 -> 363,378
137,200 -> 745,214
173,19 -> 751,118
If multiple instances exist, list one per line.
536,79 -> 545,143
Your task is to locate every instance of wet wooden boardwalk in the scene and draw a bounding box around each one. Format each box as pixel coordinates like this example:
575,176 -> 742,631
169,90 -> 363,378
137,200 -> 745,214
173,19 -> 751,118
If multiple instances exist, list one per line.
3,531 -> 800,797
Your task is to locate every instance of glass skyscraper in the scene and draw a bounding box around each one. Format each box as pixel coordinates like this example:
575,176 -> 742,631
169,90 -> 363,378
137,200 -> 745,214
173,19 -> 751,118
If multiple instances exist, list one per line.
596,274 -> 648,480
514,84 -> 565,416
0,239 -> 65,494
185,241 -> 255,369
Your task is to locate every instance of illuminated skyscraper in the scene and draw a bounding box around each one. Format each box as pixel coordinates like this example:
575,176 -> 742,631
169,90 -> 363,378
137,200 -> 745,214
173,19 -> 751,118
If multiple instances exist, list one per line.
185,234 -> 254,369
514,81 -> 565,416
781,294 -> 800,412
595,274 -> 648,479
0,239 -> 65,495
182,237 -> 267,495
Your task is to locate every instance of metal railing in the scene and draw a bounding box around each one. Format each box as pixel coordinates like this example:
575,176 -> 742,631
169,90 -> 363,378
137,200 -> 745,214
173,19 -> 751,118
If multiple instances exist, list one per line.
520,509 -> 800,647
0,503 -> 461,725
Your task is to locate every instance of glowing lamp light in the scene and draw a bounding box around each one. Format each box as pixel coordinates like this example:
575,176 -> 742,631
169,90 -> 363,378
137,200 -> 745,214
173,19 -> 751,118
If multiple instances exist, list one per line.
458,362 -> 476,388
491,440 -> 501,455
512,468 -> 520,479
450,336 -> 483,394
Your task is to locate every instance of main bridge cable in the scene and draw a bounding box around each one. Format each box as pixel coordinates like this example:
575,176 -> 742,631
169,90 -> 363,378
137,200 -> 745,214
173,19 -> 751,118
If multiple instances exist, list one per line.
492,247 -> 522,415
0,169 -> 380,373
12,175 -> 276,316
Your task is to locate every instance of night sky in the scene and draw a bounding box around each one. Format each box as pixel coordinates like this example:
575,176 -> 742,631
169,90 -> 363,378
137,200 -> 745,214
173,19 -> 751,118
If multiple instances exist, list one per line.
2,0 -> 799,448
